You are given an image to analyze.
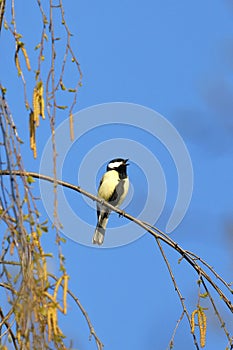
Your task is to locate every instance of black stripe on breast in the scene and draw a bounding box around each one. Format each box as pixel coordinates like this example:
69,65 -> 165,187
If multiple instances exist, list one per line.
108,180 -> 124,206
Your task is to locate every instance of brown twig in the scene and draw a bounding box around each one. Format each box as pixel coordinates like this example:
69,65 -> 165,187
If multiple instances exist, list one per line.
0,308 -> 18,349
0,0 -> 6,33
166,311 -> 185,350
186,250 -> 232,293
155,237 -> 200,349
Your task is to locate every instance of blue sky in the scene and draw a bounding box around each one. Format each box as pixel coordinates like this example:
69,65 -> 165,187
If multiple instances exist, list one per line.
1,1 -> 233,349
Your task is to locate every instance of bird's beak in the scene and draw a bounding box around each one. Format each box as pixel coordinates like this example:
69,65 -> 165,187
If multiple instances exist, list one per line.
124,159 -> 129,166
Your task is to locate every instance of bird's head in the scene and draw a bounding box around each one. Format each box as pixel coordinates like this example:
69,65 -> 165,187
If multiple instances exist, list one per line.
107,158 -> 129,171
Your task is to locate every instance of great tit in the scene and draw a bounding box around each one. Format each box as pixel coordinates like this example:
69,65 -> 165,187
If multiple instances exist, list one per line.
92,158 -> 129,245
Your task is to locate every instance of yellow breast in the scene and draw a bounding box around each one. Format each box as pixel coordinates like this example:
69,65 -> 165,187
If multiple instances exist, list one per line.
98,170 -> 119,201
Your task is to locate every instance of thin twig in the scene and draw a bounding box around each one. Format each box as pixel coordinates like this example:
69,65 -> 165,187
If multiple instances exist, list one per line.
155,238 -> 200,350
186,250 -> 232,293
166,311 -> 185,350
0,308 -> 17,349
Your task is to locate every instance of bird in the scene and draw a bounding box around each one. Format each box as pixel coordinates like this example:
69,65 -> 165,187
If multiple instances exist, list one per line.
92,158 -> 129,245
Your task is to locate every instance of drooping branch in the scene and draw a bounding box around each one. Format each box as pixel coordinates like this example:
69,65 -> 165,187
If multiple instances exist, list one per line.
0,169 -> 232,316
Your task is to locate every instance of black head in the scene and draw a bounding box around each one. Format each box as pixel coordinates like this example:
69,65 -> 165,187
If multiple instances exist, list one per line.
107,158 -> 129,179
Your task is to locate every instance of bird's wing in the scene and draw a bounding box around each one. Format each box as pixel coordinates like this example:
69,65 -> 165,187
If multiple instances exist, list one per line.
109,177 -> 129,207
108,180 -> 124,205
96,170 -> 119,219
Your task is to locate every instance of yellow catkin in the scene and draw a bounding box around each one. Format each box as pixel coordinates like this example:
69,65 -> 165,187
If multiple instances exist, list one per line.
29,111 -> 37,158
37,81 -> 45,119
63,274 -> 68,314
21,46 -> 31,71
54,276 -> 63,302
32,231 -> 38,245
44,291 -> 55,303
33,87 -> 40,127
29,111 -> 35,149
44,291 -> 63,313
14,52 -> 22,76
191,309 -> 198,334
69,113 -> 74,141
45,274 -> 68,314
17,330 -> 21,344
48,305 -> 60,340
40,92 -> 45,119
47,307 -> 52,342
33,146 -> 37,159
51,307 -> 58,336
198,309 -> 207,348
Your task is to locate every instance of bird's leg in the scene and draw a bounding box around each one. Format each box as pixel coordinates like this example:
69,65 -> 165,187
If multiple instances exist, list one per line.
119,210 -> 125,218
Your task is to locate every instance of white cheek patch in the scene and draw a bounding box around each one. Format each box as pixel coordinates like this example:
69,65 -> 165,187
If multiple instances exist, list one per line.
108,161 -> 123,169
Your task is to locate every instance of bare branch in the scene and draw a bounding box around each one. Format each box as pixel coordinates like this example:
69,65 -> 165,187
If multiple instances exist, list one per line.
0,169 -> 232,316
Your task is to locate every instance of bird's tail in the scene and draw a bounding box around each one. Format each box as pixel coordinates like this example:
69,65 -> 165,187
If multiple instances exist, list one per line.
92,214 -> 109,245
92,226 -> 105,245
